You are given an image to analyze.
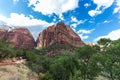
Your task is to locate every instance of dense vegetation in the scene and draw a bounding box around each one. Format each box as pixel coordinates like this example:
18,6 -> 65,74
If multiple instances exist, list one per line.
0,38 -> 120,80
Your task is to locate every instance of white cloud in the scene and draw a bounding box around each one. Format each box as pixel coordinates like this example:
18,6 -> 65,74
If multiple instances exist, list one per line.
0,13 -> 54,40
88,0 -> 114,17
93,0 -> 114,9
13,0 -> 19,3
71,16 -> 78,22
103,20 -> 111,23
0,13 -> 53,27
71,20 -> 86,28
77,20 -> 85,26
89,20 -> 95,23
71,16 -> 86,28
79,34 -> 89,40
88,10 -> 102,17
77,29 -> 95,40
113,0 -> 120,14
28,0 -> 79,19
59,14 -> 64,21
77,29 -> 95,34
29,15 -> 34,19
71,23 -> 77,28
84,3 -> 91,8
94,29 -> 120,42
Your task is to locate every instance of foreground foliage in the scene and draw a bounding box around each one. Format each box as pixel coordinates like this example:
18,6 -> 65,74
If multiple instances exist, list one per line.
0,38 -> 120,80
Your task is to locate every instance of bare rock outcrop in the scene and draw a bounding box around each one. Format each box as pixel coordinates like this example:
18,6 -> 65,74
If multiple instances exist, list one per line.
0,29 -> 7,40
36,22 -> 85,48
0,27 -> 35,49
7,28 -> 35,49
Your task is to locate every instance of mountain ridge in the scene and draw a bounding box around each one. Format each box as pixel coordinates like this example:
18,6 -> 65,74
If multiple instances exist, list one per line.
0,22 -> 85,50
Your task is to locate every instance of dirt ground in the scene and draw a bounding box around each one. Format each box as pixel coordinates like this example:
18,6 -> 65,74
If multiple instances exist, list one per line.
0,59 -> 37,80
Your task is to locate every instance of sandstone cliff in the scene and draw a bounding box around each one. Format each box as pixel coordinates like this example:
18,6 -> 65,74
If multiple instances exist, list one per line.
0,27 -> 35,49
36,22 -> 85,48
0,29 -> 7,40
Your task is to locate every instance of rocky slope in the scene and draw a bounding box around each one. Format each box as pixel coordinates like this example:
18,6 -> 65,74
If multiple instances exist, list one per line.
36,22 -> 85,48
0,26 -> 35,49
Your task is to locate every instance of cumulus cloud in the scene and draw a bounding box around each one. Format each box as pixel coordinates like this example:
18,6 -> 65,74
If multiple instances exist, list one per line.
71,20 -> 86,28
28,0 -> 79,20
0,13 -> 54,40
88,10 -> 102,17
71,23 -> 77,28
0,13 -> 53,27
59,14 -> 64,21
77,29 -> 95,34
84,3 -> 91,8
103,20 -> 111,23
28,0 -> 79,15
94,29 -> 120,42
79,34 -> 89,40
71,16 -> 86,28
113,0 -> 120,14
88,0 -> 114,17
71,16 -> 78,23
77,29 -> 95,40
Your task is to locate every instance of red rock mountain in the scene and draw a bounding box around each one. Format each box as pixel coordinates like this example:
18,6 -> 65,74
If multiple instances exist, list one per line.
0,29 -> 7,40
0,27 -> 35,49
36,22 -> 85,48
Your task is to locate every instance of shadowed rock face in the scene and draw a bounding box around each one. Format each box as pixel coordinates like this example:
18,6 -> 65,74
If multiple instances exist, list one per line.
0,29 -> 7,40
36,22 -> 85,48
0,27 -> 35,49
0,25 -> 9,40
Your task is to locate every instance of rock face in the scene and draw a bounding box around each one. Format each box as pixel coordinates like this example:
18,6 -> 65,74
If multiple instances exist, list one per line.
0,27 -> 35,49
0,29 -> 7,40
7,28 -> 35,49
0,25 -> 9,40
85,42 -> 93,46
36,22 -> 85,48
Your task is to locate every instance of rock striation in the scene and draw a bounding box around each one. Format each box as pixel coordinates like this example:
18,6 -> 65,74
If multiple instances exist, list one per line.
0,26 -> 35,49
36,22 -> 85,48
7,28 -> 35,49
0,22 -> 85,50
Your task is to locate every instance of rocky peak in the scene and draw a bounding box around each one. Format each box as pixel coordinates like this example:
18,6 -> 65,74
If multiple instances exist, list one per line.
0,26 -> 35,50
56,22 -> 66,27
36,22 -> 85,48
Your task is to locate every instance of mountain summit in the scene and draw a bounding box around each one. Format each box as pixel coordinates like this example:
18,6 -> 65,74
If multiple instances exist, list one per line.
36,22 -> 85,48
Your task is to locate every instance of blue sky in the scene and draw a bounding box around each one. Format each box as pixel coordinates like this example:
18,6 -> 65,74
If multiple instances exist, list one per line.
0,0 -> 120,42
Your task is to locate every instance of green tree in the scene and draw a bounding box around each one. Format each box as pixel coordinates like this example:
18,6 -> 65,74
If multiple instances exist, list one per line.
95,39 -> 120,80
97,38 -> 111,46
49,56 -> 78,80
97,38 -> 112,51
75,45 -> 100,80
0,40 -> 16,60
